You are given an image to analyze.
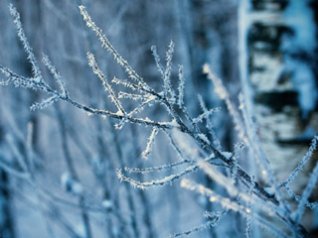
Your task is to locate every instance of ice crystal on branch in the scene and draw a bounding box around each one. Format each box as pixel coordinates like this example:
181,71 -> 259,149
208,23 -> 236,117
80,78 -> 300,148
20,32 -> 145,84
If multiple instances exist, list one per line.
142,128 -> 159,160
9,4 -> 41,80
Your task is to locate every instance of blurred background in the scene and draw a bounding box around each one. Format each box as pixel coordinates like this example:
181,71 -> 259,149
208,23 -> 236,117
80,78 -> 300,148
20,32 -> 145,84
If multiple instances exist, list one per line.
0,0 -> 317,237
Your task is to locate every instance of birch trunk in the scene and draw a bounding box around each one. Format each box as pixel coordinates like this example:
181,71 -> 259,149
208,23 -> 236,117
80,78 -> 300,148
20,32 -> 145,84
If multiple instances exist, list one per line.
239,0 -> 318,231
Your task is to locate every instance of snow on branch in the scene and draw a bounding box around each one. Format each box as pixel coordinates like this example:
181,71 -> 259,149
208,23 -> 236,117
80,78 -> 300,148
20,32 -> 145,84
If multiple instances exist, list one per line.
177,65 -> 185,108
79,5 -> 150,90
163,41 -> 176,100
9,4 -> 41,80
203,64 -> 247,144
87,52 -> 125,114
42,54 -> 68,97
141,128 -> 159,160
117,154 -> 215,189
294,160 -> 318,223
283,136 -> 318,188
180,178 -> 289,238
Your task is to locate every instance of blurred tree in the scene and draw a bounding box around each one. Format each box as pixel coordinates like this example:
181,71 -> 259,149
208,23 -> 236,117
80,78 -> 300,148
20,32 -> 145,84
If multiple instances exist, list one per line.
0,127 -> 15,238
239,0 -> 318,230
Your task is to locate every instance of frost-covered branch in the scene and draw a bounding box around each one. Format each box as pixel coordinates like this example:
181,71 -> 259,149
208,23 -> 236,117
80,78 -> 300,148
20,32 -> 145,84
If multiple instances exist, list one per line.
0,3 -> 315,238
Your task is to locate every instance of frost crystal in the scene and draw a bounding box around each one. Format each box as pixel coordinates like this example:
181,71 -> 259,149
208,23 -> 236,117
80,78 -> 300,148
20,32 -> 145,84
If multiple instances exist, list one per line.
142,128 -> 159,159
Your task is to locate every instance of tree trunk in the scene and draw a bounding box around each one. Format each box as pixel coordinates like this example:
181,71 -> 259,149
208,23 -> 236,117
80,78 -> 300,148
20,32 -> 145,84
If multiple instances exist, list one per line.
239,0 -> 318,230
